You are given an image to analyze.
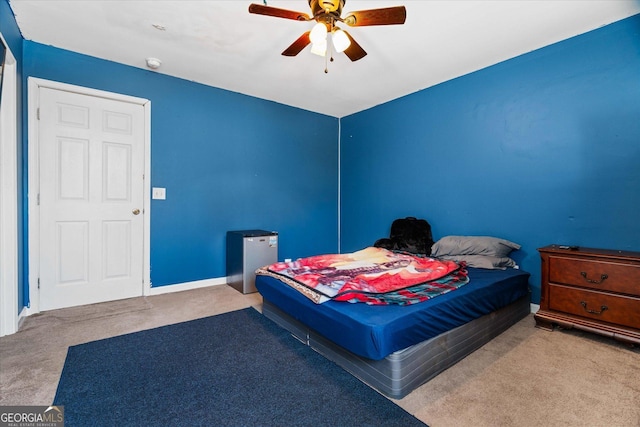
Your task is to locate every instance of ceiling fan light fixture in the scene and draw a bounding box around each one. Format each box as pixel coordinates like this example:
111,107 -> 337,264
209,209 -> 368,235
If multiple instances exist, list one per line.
249,1 -> 407,64
332,28 -> 351,53
309,22 -> 327,44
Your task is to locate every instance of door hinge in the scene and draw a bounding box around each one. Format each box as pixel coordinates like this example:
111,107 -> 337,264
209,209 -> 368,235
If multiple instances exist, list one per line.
37,278 -> 40,289
37,193 -> 40,205
37,108 -> 40,120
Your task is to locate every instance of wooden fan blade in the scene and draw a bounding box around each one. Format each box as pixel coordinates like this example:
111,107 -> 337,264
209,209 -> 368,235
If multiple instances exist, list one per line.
248,3 -> 311,21
282,32 -> 311,57
342,31 -> 367,62
343,6 -> 406,26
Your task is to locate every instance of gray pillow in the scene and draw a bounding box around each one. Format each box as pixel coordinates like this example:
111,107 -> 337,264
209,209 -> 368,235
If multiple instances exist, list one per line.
437,254 -> 517,270
431,236 -> 521,258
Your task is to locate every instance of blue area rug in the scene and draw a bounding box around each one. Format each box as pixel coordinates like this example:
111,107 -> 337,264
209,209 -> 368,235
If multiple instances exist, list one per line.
54,308 -> 427,426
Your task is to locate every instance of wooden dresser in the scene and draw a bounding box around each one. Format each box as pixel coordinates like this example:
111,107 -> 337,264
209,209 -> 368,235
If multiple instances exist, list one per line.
535,245 -> 640,345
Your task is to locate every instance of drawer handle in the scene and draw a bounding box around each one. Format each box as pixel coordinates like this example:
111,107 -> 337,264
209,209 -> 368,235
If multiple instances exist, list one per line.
580,301 -> 608,315
580,271 -> 608,284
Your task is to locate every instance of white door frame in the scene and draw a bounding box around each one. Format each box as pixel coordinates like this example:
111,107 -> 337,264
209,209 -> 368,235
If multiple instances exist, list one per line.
27,78 -> 152,315
0,31 -> 18,336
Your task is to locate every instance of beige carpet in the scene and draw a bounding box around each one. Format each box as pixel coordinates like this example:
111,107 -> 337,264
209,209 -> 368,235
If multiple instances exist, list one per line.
1,286 -> 639,426
0,286 -> 263,406
398,315 -> 640,427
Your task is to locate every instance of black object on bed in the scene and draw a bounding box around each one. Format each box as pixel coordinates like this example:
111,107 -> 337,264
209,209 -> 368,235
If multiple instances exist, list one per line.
373,216 -> 434,255
255,266 -> 530,399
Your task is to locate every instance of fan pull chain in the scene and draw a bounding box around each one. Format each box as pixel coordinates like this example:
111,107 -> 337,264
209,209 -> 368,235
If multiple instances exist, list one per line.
324,39 -> 335,74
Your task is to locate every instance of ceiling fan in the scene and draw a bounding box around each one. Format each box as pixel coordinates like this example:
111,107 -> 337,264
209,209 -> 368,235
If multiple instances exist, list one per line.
248,0 -> 406,62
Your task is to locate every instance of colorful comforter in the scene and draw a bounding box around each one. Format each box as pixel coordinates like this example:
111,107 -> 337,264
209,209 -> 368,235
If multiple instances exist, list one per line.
256,247 -> 469,305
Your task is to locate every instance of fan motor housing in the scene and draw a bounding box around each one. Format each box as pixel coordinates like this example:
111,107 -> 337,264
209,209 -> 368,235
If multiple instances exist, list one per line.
309,0 -> 344,15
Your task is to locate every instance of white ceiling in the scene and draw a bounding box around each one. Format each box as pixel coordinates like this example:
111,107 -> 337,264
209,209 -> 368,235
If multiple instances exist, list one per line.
8,0 -> 640,117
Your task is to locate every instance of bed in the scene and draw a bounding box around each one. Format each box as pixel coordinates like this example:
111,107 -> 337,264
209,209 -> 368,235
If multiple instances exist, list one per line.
255,242 -> 531,399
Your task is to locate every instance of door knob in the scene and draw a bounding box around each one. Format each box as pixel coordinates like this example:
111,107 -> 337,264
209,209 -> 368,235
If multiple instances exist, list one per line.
132,209 -> 141,215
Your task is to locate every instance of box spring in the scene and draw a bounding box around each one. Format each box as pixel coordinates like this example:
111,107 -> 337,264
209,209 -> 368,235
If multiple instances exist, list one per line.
262,295 -> 530,399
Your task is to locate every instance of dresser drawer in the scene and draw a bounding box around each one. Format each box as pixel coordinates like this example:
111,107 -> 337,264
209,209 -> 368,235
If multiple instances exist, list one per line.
548,284 -> 640,329
549,256 -> 640,296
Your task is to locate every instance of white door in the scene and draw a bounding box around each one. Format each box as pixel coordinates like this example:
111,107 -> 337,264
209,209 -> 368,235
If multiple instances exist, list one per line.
38,87 -> 145,311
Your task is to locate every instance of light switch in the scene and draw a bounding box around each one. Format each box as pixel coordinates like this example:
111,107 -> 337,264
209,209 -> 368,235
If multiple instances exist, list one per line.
152,187 -> 166,200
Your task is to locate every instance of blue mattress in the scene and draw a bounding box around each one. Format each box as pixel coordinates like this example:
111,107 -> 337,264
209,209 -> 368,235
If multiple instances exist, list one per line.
255,267 -> 530,360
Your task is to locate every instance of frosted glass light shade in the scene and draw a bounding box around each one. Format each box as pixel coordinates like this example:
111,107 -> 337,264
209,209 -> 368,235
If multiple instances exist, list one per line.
332,29 -> 351,53
309,23 -> 328,44
310,39 -> 327,56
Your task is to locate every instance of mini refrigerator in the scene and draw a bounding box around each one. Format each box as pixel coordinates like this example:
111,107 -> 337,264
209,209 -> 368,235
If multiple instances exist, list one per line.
226,230 -> 278,294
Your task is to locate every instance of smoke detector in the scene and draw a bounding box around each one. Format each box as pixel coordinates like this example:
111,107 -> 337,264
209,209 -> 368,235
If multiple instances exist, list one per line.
145,57 -> 162,70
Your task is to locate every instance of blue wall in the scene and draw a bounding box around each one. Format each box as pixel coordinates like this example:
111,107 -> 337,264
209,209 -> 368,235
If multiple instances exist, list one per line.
0,0 -> 21,58
340,14 -> 640,303
21,42 -> 339,294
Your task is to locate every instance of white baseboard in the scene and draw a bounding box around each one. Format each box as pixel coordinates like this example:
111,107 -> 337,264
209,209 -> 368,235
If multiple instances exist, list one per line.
145,276 -> 228,296
17,306 -> 29,330
530,303 -> 540,314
